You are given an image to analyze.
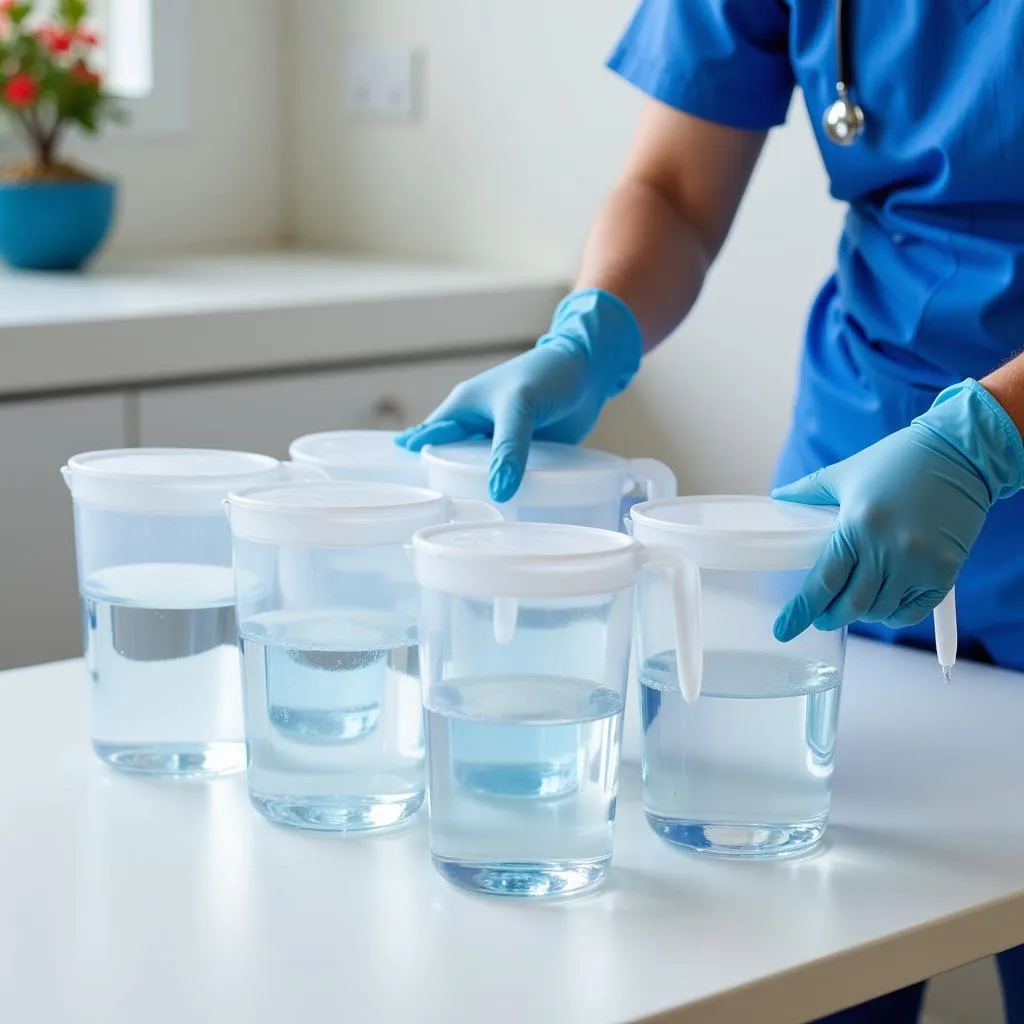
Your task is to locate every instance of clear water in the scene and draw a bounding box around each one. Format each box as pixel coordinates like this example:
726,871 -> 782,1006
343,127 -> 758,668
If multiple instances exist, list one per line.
83,563 -> 245,777
426,675 -> 623,897
240,609 -> 424,832
641,649 -> 842,858
448,607 -> 609,800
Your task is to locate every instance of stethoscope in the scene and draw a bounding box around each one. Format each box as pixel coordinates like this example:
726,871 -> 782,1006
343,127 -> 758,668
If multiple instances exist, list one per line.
823,0 -> 866,145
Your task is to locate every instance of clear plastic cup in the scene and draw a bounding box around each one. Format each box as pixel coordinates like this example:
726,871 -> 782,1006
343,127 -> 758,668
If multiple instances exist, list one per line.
289,430 -> 426,487
412,521 -> 697,897
422,440 -> 676,529
225,481 -> 496,833
629,496 -> 845,859
62,448 -> 295,778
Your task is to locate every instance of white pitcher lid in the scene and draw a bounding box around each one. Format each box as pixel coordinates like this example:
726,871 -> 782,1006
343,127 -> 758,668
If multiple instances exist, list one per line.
412,521 -> 640,597
63,448 -> 281,515
226,480 -> 452,547
422,440 -> 628,507
629,495 -> 837,571
289,430 -> 425,486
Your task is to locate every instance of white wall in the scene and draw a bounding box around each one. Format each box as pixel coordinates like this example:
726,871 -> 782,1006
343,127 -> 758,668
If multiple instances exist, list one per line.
74,0 -> 285,252
285,0 -> 844,494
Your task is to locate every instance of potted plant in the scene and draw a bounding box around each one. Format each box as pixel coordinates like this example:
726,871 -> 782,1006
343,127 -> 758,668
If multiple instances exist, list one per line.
0,0 -> 123,271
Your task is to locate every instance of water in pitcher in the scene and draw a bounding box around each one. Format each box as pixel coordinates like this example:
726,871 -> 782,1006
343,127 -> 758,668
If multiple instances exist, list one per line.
427,674 -> 623,897
240,608 -> 424,831
83,562 -> 244,777
641,648 -> 842,858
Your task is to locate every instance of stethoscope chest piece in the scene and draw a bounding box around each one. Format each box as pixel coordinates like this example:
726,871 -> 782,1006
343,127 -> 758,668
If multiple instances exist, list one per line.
824,85 -> 865,146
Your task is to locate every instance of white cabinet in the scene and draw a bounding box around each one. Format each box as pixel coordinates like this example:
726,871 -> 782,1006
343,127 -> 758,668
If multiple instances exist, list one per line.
0,395 -> 128,670
137,354 -> 504,456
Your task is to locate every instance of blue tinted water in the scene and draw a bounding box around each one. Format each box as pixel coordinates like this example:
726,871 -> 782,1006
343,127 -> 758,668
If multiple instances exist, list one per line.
641,649 -> 842,857
426,675 -> 623,897
83,563 -> 244,777
240,609 -> 423,832
448,606 -> 612,800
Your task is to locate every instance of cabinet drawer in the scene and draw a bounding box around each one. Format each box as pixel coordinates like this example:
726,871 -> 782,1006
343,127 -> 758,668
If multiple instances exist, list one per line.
137,353 -> 509,457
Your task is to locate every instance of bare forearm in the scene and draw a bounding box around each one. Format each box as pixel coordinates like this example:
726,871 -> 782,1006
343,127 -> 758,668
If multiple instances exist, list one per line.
572,102 -> 766,353
982,351 -> 1024,435
575,178 -> 710,351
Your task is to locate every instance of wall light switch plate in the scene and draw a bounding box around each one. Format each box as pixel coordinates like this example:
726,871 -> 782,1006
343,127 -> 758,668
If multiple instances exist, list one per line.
344,44 -> 423,121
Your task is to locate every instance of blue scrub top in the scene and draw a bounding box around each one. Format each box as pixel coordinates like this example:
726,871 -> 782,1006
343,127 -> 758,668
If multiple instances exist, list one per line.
609,0 -> 1024,384
609,0 -> 1024,667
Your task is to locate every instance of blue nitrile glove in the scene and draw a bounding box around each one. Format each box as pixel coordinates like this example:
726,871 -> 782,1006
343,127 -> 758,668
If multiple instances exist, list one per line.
395,289 -> 643,502
773,379 -> 1024,641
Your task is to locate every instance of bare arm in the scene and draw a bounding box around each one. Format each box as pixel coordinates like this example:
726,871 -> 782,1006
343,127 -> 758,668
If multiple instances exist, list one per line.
575,98 -> 768,350
982,352 -> 1024,436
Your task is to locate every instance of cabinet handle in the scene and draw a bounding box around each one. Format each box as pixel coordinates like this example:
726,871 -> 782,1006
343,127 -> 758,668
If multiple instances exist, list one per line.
371,396 -> 406,427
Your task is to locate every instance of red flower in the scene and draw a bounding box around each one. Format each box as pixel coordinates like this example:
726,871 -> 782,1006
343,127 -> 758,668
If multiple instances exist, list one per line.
36,23 -> 73,53
70,61 -> 101,87
5,72 -> 38,107
0,0 -> 16,14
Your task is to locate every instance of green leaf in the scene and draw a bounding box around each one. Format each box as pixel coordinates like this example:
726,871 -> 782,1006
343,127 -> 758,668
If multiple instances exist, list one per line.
9,4 -> 33,27
58,0 -> 87,29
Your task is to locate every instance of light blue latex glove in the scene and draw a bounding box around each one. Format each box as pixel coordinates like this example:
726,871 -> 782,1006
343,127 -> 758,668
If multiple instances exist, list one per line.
395,289 -> 643,502
773,379 -> 1024,641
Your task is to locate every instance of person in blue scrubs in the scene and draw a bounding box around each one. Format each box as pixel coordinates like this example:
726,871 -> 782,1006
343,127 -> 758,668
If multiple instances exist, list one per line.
398,2 -> 1024,1019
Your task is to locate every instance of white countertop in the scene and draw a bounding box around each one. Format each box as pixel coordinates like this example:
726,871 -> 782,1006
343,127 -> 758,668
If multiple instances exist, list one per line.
0,252 -> 567,397
1,638 -> 1023,1023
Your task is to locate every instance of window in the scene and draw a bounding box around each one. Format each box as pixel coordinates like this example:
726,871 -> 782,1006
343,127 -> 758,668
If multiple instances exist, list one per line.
106,0 -> 190,135
93,0 -> 154,100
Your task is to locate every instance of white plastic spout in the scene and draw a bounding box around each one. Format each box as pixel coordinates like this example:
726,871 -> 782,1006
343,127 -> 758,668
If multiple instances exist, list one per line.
60,465 -> 72,492
639,545 -> 703,703
493,596 -> 518,646
934,588 -> 957,681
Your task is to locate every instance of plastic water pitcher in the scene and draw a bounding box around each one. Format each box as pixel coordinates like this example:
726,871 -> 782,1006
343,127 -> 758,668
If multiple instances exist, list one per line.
422,440 -> 676,529
289,430 -> 426,487
224,480 -> 497,833
61,447 -> 308,778
628,495 -> 845,858
412,520 -> 698,898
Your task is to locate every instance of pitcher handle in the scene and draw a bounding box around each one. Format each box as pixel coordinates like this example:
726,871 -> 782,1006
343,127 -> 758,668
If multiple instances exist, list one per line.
449,498 -> 503,524
639,545 -> 702,703
626,458 -> 677,502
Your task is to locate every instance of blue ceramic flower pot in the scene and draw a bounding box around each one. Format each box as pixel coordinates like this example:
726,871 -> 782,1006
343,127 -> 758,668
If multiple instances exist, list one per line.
0,178 -> 117,272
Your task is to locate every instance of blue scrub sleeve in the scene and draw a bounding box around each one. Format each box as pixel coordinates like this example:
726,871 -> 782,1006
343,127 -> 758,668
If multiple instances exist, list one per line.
608,0 -> 795,131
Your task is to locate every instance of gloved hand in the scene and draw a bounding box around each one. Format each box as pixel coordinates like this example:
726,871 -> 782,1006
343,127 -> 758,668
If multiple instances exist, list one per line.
773,378 -> 1024,641
395,289 -> 643,502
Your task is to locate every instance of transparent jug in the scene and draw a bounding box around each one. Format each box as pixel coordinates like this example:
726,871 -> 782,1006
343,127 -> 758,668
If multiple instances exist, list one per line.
422,440 -> 676,529
628,496 -> 845,859
289,429 -> 426,487
413,521 -> 698,897
225,481 -> 496,833
62,448 -> 297,777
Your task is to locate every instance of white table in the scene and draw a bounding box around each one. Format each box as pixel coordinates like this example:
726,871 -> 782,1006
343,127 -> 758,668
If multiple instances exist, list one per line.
1,638 -> 1022,1024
